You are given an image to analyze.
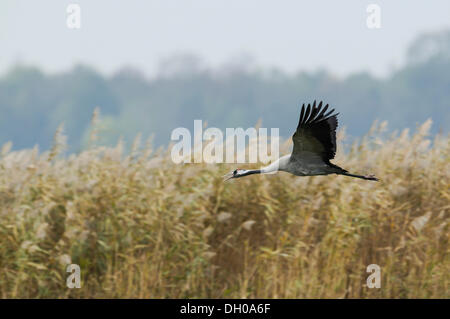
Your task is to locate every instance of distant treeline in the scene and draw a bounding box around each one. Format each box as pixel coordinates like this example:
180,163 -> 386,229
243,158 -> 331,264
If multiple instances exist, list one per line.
0,30 -> 449,152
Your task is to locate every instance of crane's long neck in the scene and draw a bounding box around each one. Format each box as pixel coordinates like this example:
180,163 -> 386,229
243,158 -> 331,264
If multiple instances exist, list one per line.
235,155 -> 289,179
261,155 -> 290,174
239,169 -> 262,177
235,164 -> 275,179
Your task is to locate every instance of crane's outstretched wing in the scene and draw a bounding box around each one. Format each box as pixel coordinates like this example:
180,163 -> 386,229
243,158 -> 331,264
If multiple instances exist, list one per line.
291,101 -> 339,162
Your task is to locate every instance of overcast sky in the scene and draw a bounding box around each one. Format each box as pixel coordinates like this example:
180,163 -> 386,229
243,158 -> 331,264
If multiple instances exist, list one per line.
1,1 -> 450,78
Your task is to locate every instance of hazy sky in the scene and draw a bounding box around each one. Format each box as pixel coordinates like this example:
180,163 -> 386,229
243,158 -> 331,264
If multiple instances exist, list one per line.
1,1 -> 450,78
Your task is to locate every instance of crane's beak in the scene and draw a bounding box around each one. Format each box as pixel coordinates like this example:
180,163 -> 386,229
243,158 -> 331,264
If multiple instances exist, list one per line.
222,171 -> 234,182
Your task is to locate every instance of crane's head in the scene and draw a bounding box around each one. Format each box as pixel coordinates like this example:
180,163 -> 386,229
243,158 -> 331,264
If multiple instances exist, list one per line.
223,168 -> 247,181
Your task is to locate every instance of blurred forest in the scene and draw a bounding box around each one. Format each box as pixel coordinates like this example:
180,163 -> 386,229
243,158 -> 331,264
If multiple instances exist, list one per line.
0,30 -> 449,152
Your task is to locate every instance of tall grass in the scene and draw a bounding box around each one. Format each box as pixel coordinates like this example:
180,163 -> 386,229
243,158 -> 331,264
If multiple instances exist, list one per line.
0,120 -> 448,298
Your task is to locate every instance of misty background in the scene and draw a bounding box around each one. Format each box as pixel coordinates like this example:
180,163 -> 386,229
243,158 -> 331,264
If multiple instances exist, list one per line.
1,1 -> 449,151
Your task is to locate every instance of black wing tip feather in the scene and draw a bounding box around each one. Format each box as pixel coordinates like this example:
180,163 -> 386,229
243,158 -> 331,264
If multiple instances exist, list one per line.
293,100 -> 339,161
298,100 -> 338,126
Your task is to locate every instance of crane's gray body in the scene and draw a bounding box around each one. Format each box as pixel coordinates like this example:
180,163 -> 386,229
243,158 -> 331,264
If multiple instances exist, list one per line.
267,154 -> 343,176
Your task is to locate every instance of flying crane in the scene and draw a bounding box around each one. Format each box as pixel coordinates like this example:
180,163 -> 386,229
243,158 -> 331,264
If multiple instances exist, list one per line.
224,101 -> 378,181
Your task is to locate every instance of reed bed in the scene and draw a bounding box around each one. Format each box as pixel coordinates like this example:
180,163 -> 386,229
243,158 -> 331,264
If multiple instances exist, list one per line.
0,119 -> 448,298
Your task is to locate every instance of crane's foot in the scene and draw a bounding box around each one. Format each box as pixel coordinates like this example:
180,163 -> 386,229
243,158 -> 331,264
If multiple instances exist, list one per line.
364,174 -> 379,181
